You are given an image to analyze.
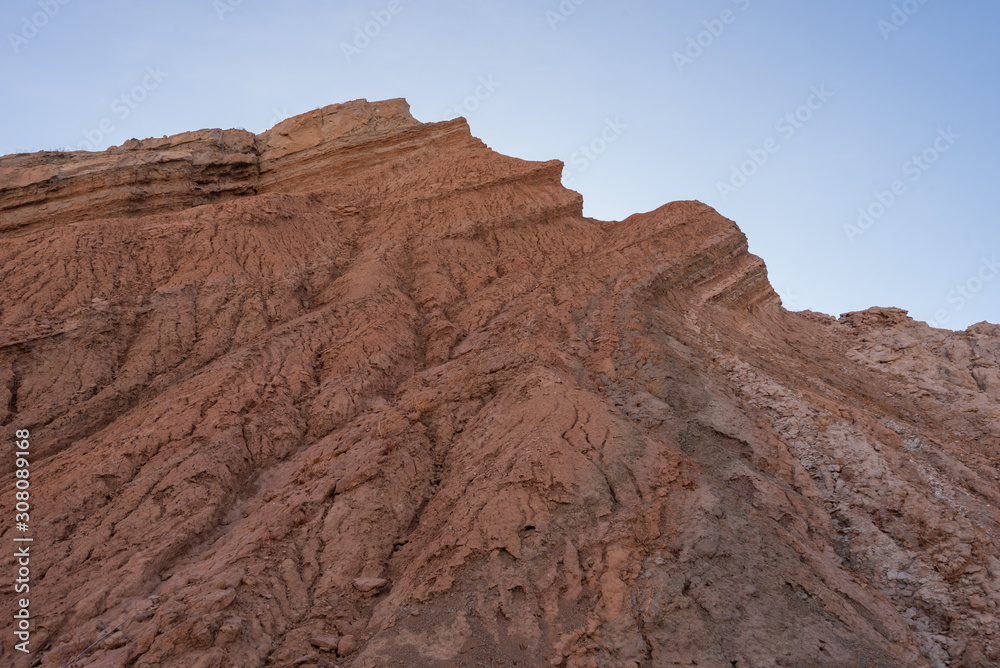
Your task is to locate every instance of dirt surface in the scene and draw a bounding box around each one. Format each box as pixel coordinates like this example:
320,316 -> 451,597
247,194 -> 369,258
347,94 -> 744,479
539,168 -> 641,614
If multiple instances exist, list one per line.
1,98 -> 998,667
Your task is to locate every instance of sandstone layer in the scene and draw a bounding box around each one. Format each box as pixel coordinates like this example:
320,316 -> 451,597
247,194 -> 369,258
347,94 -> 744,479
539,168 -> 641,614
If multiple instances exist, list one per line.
1,98 -> 998,668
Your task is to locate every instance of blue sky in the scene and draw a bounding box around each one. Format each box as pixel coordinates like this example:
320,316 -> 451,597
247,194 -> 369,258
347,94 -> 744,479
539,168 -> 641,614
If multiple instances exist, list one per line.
3,0 -> 998,329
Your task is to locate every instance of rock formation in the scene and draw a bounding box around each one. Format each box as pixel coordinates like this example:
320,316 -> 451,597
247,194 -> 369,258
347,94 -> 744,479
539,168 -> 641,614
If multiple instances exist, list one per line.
0,98 -> 998,667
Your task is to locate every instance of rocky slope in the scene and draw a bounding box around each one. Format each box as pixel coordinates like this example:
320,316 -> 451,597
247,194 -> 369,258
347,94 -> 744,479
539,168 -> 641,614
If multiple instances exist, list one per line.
1,98 -> 998,668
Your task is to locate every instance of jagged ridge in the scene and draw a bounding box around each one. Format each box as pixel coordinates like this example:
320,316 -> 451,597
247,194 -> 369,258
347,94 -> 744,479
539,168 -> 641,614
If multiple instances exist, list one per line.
0,99 -> 997,668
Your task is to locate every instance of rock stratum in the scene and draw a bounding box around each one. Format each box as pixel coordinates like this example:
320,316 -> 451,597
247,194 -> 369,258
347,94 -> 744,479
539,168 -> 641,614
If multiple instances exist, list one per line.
1,98 -> 998,668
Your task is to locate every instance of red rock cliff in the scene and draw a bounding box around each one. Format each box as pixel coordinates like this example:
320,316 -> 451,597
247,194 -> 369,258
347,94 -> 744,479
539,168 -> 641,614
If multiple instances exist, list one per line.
0,99 -> 998,668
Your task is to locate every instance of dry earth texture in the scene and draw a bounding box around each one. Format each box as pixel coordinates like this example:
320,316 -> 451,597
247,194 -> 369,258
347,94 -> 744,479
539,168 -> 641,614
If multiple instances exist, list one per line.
1,99 -> 999,668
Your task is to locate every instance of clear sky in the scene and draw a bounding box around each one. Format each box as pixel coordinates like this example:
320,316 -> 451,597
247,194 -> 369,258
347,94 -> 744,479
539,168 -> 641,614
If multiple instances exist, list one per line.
3,0 -> 998,329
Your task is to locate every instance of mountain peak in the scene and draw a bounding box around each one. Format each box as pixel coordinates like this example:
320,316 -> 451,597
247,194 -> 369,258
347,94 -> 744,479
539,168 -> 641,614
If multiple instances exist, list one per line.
1,99 -> 997,667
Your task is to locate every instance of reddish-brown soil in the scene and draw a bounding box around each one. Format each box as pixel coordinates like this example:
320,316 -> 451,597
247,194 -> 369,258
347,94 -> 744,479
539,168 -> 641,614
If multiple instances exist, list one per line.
1,98 -> 998,667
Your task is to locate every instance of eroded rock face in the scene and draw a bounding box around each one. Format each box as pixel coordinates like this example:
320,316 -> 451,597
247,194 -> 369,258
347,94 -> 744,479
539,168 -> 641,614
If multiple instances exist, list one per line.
0,98 -> 997,668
